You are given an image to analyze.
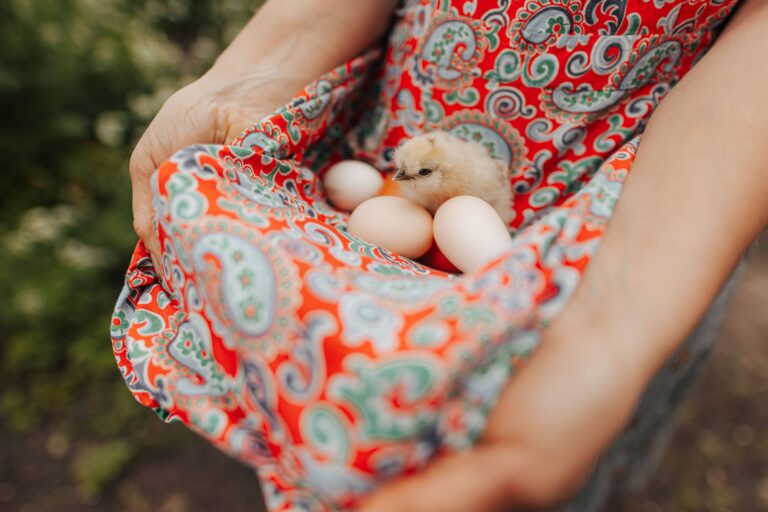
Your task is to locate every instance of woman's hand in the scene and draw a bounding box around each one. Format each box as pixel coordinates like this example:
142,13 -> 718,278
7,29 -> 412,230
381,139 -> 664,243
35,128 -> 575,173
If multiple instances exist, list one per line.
129,72 -> 284,266
362,1 -> 768,510
360,316 -> 644,512
129,0 -> 398,266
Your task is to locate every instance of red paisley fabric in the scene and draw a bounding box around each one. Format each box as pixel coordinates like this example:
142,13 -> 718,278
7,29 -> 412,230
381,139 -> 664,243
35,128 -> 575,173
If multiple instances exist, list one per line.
111,1 -> 739,510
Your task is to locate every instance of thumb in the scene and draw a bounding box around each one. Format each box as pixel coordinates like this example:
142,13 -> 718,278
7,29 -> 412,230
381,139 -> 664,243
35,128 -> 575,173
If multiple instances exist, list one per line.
358,445 -> 530,512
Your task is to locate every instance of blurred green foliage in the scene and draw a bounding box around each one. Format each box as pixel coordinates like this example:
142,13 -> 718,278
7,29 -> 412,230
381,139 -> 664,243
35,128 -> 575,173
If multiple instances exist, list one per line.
0,0 -> 263,495
71,440 -> 137,499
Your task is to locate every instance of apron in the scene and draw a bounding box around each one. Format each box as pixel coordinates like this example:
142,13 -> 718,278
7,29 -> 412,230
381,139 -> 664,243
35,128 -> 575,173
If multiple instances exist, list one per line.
111,1 -> 740,509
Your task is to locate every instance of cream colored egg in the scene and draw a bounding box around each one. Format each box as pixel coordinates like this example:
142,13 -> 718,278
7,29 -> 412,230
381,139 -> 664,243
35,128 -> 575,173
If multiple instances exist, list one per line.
348,196 -> 433,259
322,160 -> 384,211
433,195 -> 513,274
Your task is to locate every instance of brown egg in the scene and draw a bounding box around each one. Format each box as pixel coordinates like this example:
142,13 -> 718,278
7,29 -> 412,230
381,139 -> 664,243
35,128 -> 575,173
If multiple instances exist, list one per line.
348,196 -> 433,259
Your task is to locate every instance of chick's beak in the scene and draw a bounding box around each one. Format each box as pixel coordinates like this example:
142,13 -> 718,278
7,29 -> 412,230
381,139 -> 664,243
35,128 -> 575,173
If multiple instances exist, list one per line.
392,169 -> 407,181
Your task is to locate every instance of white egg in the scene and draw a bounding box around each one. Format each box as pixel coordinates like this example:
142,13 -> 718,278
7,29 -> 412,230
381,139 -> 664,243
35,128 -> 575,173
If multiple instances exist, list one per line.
347,196 -> 433,259
322,160 -> 384,211
433,195 -> 513,274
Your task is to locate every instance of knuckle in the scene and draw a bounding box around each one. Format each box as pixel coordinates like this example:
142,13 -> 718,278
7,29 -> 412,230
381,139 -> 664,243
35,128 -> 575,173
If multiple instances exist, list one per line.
132,218 -> 150,240
494,451 -> 585,509
520,465 -> 583,508
133,221 -> 160,257
128,149 -> 144,177
129,136 -> 155,179
521,476 -> 564,507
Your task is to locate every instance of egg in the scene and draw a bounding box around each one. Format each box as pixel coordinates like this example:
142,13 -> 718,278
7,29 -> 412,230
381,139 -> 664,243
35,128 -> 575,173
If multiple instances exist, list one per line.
322,160 -> 383,211
348,196 -> 433,259
433,195 -> 513,274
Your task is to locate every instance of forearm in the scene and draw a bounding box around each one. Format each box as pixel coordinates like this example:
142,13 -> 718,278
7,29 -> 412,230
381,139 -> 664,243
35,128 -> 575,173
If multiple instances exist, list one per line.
553,0 -> 768,388
477,5 -> 768,502
206,0 -> 398,97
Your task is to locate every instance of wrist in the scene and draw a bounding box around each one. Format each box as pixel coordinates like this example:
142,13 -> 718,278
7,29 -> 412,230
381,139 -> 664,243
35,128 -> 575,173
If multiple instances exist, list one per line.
204,0 -> 397,99
544,279 -> 663,395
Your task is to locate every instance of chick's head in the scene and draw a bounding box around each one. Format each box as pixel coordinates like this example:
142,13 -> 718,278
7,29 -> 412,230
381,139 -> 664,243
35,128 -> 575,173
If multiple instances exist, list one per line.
393,132 -> 462,192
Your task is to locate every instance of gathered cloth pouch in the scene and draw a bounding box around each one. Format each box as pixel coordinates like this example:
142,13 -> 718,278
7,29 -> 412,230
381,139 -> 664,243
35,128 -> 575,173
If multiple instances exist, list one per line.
111,1 -> 740,509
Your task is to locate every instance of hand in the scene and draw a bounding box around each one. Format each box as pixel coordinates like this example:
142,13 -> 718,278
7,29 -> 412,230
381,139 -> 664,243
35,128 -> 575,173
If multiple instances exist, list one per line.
359,312 -> 644,512
364,2 -> 768,508
128,0 -> 398,269
129,70 -> 284,267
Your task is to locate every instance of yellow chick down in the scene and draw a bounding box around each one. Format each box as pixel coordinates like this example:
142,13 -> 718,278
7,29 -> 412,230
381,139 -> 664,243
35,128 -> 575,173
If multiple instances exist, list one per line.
393,131 -> 514,224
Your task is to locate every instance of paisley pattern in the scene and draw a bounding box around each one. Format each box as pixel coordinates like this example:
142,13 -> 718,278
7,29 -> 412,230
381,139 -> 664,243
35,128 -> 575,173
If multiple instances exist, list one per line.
112,1 -> 739,510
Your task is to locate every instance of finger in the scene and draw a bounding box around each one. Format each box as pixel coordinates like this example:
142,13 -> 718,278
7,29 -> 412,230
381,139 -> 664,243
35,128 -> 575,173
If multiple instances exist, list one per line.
358,445 -> 533,512
129,139 -> 162,265
478,330 -> 643,505
362,327 -> 645,512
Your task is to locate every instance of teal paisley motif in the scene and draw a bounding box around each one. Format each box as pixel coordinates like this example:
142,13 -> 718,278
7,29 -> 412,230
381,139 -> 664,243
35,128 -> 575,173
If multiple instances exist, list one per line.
366,261 -> 425,277
546,157 -> 603,195
421,20 -> 479,81
522,6 -> 574,45
216,197 -> 271,228
303,222 -> 362,267
339,292 -> 403,354
443,86 -> 480,106
192,233 -> 276,337
296,450 -> 374,503
240,131 -> 283,156
448,122 -> 513,166
126,336 -> 151,362
530,185 -> 562,207
168,313 -> 228,397
407,320 -> 451,348
229,168 -> 286,209
617,40 -> 683,90
190,408 -> 228,438
415,14 -> 487,92
352,274 -> 453,304
166,171 -> 208,222
526,118 -> 587,156
587,35 -> 637,76
268,231 -> 323,265
550,86 -> 627,114
301,405 -> 351,461
297,79 -> 333,121
485,87 -> 536,120
509,0 -> 585,53
584,166 -> 625,218
134,309 -> 164,337
239,119 -> 292,161
329,355 -> 443,441
392,89 -> 426,133
593,113 -> 637,152
522,52 -> 559,88
484,49 -> 523,84
276,311 -> 336,401
422,91 -> 446,125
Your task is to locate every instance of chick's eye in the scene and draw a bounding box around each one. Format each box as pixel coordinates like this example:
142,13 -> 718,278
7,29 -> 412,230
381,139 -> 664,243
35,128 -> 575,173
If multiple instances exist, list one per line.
418,168 -> 433,176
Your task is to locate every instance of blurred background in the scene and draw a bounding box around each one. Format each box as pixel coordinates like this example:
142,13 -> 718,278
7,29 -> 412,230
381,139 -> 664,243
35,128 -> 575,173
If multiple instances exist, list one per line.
0,1 -> 766,511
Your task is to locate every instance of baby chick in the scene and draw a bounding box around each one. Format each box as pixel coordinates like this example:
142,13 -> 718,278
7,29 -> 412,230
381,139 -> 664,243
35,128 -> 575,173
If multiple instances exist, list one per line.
393,131 -> 514,224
